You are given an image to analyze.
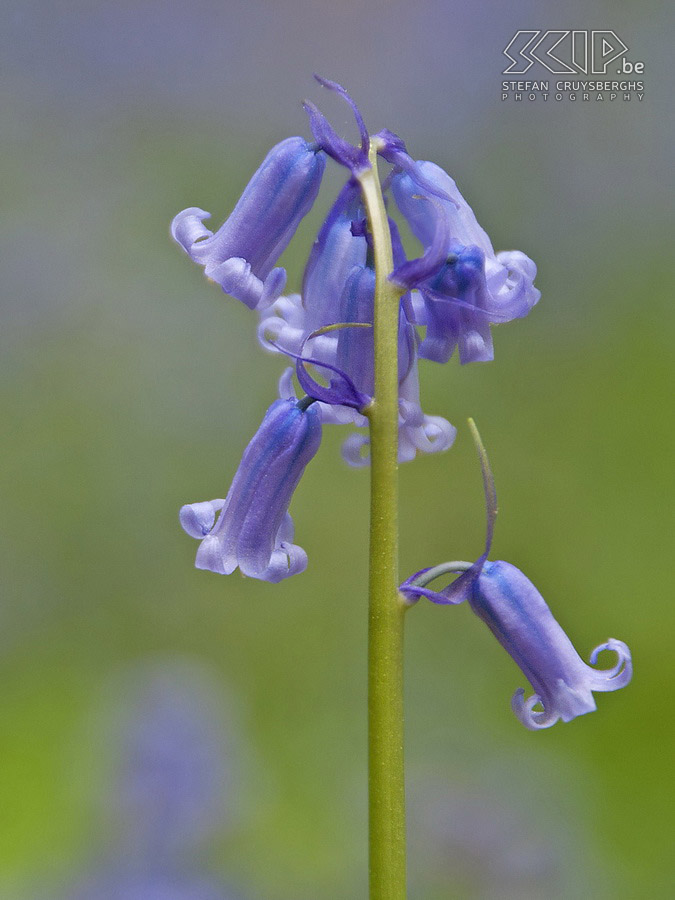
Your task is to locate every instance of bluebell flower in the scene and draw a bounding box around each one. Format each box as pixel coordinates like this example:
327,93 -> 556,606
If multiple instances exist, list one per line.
390,161 -> 540,363
258,183 -> 455,464
261,180 -> 368,355
180,398 -> 322,581
172,137 -> 325,310
400,422 -> 632,729
468,562 -> 631,729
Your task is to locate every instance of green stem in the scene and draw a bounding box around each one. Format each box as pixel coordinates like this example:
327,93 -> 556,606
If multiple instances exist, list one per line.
358,145 -> 407,900
412,561 -> 473,587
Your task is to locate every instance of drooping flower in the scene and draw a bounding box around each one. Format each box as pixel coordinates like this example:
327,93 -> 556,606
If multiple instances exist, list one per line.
172,137 -> 325,310
400,421 -> 632,729
390,162 -> 540,364
257,180 -> 368,359
257,180 -> 455,464
180,398 -> 322,581
172,79 -> 543,590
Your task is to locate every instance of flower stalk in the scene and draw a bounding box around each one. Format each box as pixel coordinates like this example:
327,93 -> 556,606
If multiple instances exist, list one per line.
359,144 -> 408,900
170,76 -> 629,896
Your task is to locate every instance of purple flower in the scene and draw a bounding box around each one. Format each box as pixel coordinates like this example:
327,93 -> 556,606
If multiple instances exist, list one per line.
172,137 -> 325,310
391,161 -> 540,363
257,184 -> 455,464
180,398 -> 322,581
469,562 -> 632,729
400,423 -> 631,729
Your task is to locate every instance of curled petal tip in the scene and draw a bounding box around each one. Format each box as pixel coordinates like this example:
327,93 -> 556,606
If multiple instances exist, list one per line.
511,688 -> 560,731
259,537 -> 309,583
341,432 -> 370,468
194,533 -> 231,575
589,639 -> 633,690
171,207 -> 213,254
400,412 -> 457,458
179,500 -> 226,539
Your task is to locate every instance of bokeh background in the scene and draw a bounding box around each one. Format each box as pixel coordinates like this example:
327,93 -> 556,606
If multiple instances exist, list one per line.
2,1 -> 673,897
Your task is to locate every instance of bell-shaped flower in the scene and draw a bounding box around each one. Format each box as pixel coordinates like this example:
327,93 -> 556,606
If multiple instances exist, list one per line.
400,421 -> 632,729
172,137 -> 325,310
390,162 -> 540,363
258,182 -> 455,465
470,561 -> 631,729
257,181 -> 367,363
180,399 -> 322,582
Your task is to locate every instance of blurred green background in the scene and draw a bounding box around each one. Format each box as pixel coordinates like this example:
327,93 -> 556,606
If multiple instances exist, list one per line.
1,1 -> 673,897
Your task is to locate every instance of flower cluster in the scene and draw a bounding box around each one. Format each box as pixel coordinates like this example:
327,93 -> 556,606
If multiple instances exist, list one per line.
399,422 -> 632,729
174,78 -> 539,582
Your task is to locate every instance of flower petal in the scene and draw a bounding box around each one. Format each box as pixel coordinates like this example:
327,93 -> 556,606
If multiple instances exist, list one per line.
511,688 -> 562,730
588,639 -> 633,691
194,533 -> 232,575
179,500 -> 226,539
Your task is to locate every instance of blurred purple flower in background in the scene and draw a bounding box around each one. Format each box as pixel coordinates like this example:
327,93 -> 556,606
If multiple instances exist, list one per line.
109,663 -> 230,854
62,660 -> 247,900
